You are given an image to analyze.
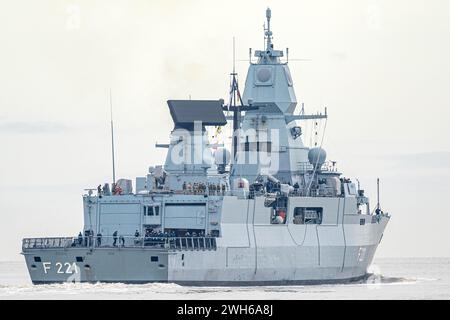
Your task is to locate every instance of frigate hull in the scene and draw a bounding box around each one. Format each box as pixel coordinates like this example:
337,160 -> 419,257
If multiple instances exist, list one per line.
23,213 -> 388,285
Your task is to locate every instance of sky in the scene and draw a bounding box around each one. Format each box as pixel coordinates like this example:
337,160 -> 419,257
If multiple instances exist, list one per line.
0,0 -> 449,261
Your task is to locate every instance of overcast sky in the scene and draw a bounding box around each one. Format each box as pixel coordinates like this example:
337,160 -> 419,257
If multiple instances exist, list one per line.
0,0 -> 449,261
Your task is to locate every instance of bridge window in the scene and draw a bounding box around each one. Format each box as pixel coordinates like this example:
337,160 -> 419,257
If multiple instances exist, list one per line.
293,207 -> 323,224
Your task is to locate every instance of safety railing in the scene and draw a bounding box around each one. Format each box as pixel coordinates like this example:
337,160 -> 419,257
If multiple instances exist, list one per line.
22,236 -> 217,251
248,187 -> 342,199
288,187 -> 341,198
296,161 -> 338,173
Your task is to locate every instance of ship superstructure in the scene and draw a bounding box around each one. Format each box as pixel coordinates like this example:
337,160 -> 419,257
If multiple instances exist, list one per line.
22,8 -> 389,285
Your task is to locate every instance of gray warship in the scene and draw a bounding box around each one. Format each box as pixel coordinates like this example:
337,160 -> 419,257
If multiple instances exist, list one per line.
22,8 -> 390,285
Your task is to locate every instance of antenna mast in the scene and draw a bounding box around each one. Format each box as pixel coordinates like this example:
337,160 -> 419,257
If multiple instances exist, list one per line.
230,37 -> 241,161
110,89 -> 116,186
264,7 -> 272,51
376,178 -> 380,210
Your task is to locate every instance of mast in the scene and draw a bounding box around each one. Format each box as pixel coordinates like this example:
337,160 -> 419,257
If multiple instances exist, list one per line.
231,37 -> 240,161
110,89 -> 116,186
264,7 -> 272,51
227,39 -> 257,163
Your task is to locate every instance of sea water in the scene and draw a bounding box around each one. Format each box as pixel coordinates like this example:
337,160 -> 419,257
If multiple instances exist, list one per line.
0,257 -> 449,299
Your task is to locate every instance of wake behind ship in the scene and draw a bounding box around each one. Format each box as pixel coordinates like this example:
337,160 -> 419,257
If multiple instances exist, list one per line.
22,8 -> 390,285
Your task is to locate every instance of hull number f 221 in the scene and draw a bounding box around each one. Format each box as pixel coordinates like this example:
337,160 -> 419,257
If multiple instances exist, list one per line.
42,262 -> 79,274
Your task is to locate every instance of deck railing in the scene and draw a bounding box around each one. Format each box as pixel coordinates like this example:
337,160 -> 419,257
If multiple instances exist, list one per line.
22,236 -> 217,251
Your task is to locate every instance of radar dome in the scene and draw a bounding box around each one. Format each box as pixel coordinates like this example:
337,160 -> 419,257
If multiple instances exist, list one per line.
214,147 -> 231,165
214,147 -> 231,174
308,147 -> 327,170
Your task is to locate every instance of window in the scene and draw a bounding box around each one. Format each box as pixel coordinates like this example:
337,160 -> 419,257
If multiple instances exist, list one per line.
33,256 -> 41,262
242,141 -> 272,152
360,219 -> 365,226
151,256 -> 159,262
76,256 -> 84,262
144,205 -> 159,216
293,207 -> 323,224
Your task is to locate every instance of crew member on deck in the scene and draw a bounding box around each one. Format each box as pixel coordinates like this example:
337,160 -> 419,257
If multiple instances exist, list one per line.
113,230 -> 118,246
77,232 -> 83,246
96,232 -> 102,247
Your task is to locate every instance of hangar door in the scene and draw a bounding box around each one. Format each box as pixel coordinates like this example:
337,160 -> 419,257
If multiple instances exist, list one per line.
164,203 -> 206,230
99,203 -> 141,236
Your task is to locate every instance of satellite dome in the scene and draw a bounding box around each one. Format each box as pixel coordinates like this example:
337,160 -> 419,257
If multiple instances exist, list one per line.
214,148 -> 231,165
308,147 -> 327,170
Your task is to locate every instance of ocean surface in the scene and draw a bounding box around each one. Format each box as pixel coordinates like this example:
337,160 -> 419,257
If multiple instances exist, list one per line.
1,257 -> 449,299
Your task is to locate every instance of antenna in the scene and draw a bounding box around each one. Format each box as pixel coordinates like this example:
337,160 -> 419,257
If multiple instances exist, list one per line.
265,7 -> 272,50
109,89 -> 116,186
232,37 -> 236,73
231,36 -> 239,161
376,178 -> 380,210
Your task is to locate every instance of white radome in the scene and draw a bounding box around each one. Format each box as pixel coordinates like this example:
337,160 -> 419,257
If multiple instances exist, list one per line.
214,147 -> 231,165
